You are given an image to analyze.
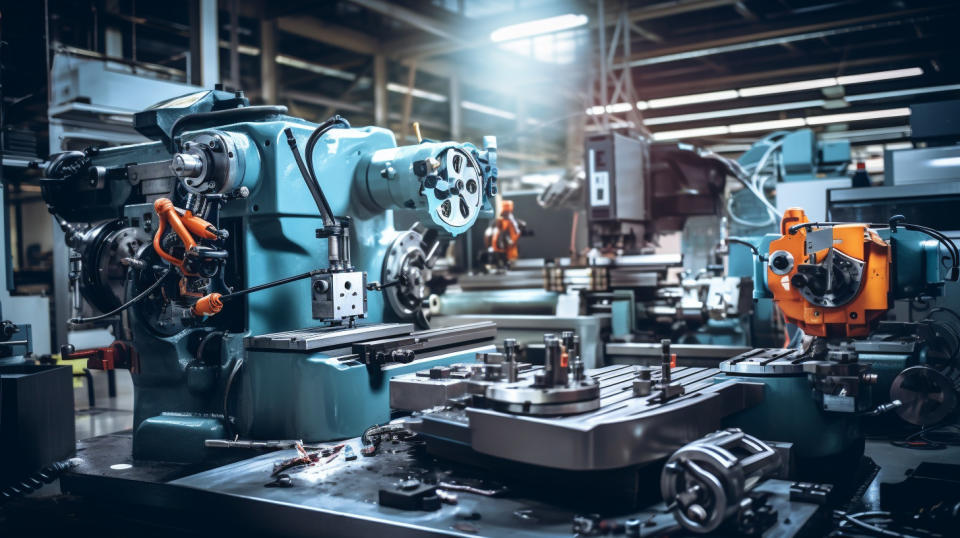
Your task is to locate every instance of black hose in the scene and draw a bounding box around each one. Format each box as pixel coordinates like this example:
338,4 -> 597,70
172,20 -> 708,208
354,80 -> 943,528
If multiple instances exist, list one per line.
195,330 -> 226,365
1,458 -> 82,504
69,268 -> 173,324
222,358 -> 244,439
284,128 -> 336,227
304,115 -> 350,185
726,237 -> 761,258
168,105 -> 288,153
220,269 -> 321,301
788,220 -> 959,280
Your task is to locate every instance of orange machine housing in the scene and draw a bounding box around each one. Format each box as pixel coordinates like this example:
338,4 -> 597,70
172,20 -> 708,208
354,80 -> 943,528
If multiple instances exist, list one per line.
768,208 -> 891,338
486,199 -> 522,262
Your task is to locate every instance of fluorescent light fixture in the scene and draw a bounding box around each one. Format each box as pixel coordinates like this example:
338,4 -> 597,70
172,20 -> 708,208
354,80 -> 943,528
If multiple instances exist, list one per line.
738,77 -> 838,97
648,90 -> 739,109
836,67 -> 923,85
652,126 -> 729,141
276,55 -> 357,81
804,107 -> 910,125
585,102 -> 634,115
605,102 -> 634,113
728,118 -> 806,133
649,107 -> 912,140
644,99 -> 824,126
386,82 -> 447,103
491,14 -> 589,42
462,100 -> 516,120
636,101 -> 649,110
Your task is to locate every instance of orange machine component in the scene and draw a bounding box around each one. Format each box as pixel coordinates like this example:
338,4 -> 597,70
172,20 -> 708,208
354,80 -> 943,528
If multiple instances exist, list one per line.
486,199 -> 522,262
767,208 -> 891,338
152,198 -> 219,274
191,293 -> 224,317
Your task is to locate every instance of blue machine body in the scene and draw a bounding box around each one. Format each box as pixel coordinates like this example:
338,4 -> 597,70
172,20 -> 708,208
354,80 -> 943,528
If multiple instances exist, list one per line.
67,94 -> 498,462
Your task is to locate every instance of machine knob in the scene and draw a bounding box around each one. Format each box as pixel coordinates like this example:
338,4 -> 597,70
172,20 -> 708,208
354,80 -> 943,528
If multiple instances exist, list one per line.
790,273 -> 808,289
172,153 -> 204,178
772,255 -> 790,271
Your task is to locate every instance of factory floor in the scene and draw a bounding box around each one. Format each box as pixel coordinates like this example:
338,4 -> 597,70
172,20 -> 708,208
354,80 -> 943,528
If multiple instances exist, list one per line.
73,369 -> 135,440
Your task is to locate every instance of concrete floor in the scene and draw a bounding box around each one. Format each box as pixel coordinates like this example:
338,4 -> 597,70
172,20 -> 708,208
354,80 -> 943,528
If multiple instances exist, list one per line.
73,369 -> 134,440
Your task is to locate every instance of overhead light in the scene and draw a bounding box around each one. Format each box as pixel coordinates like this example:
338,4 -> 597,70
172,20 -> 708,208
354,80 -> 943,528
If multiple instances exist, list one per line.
804,107 -> 910,125
586,67 -> 926,120
649,107 -> 911,140
490,14 -> 589,42
652,126 -> 730,141
738,77 -> 838,97
386,82 -> 447,103
277,55 -> 357,81
586,102 -> 634,115
647,90 -> 739,109
643,83 -> 959,126
728,118 -> 806,133
644,99 -> 824,126
836,67 -> 923,85
462,100 -> 516,120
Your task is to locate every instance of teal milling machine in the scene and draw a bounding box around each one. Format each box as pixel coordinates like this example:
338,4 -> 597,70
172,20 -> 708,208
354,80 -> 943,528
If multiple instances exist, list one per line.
43,89 -> 500,462
719,208 -> 958,477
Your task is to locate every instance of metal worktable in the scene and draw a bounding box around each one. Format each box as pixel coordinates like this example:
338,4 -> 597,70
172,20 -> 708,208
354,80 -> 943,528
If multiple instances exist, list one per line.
61,432 -> 820,537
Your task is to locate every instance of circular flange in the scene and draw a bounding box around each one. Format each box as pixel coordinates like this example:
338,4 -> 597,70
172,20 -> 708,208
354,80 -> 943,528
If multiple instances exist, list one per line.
768,250 -> 794,276
429,148 -> 483,232
382,229 -> 431,324
485,379 -> 600,406
890,365 -> 958,426
79,220 -> 150,313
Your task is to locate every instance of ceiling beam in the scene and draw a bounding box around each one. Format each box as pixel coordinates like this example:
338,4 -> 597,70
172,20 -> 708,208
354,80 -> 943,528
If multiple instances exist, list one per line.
276,15 -> 381,55
346,0 -> 459,41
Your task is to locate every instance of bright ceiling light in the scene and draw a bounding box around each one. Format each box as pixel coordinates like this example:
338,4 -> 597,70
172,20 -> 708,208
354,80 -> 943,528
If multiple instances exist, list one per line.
836,67 -> 923,85
644,99 -> 825,126
738,77 -> 838,97
462,100 -> 516,120
386,82 -> 447,103
490,14 -> 589,42
652,126 -> 730,141
585,102 -> 634,115
648,90 -> 739,109
728,118 -> 806,133
804,107 -> 910,125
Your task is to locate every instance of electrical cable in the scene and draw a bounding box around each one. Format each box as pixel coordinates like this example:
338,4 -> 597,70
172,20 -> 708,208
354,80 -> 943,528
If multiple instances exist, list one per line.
837,511 -> 920,538
788,221 -> 959,280
69,268 -> 173,324
726,237 -> 763,258
222,357 -> 244,439
284,127 -> 336,227
304,115 -> 350,185
219,270 -> 322,301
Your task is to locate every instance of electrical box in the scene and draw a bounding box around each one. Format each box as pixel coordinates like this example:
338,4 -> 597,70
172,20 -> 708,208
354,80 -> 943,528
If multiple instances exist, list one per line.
585,132 -> 649,223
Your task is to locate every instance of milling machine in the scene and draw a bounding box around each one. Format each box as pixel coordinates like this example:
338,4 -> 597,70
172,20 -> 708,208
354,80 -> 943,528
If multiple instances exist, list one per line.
41,89 -> 500,462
